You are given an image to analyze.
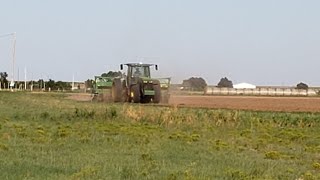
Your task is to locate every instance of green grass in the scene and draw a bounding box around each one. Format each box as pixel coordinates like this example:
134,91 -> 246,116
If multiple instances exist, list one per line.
1,92 -> 320,179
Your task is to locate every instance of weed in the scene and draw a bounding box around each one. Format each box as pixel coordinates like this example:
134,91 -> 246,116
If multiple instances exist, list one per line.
40,111 -> 50,119
105,106 -> 118,119
71,166 -> 99,179
265,151 -> 281,160
211,139 -> 228,151
120,166 -> 136,179
312,162 -> 320,170
0,143 -> 8,151
74,108 -> 95,119
303,171 -> 316,180
226,168 -> 251,179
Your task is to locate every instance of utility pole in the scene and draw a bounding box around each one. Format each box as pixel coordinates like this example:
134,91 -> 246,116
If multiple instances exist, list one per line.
31,72 -> 33,91
0,32 -> 16,91
11,33 -> 16,91
72,74 -> 75,91
24,67 -> 27,90
17,67 -> 19,90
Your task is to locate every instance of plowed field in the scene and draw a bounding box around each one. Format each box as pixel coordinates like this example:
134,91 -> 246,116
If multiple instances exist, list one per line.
170,95 -> 320,112
67,93 -> 320,112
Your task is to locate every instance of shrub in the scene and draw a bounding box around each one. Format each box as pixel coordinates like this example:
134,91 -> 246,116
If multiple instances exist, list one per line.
296,82 -> 308,90
217,77 -> 233,88
182,77 -> 207,91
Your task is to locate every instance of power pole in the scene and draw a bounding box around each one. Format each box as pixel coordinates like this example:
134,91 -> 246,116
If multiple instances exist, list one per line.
0,32 -> 16,91
11,32 -> 16,91
17,67 -> 19,90
72,74 -> 75,91
24,67 -> 27,90
31,72 -> 33,91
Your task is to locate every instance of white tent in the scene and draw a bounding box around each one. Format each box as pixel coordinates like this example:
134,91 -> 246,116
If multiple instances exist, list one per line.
234,83 -> 256,89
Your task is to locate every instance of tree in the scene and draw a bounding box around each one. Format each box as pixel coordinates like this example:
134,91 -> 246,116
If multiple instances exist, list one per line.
0,72 -> 8,88
46,79 -> 56,90
38,79 -> 44,89
217,77 -> 233,88
55,81 -> 72,91
101,71 -> 122,78
85,79 -> 94,89
182,77 -> 207,91
296,82 -> 308,90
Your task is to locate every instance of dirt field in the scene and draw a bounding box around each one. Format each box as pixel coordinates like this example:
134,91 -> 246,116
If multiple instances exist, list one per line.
66,93 -> 95,101
66,93 -> 320,112
170,95 -> 320,112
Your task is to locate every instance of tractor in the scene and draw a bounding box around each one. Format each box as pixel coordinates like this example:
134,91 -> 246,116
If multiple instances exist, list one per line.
112,63 -> 169,103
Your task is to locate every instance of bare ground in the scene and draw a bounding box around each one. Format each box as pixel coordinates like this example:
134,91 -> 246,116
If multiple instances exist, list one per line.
66,93 -> 320,112
170,95 -> 320,112
66,93 -> 94,102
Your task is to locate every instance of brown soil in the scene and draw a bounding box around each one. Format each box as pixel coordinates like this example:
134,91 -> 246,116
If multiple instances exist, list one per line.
169,95 -> 320,112
66,93 -> 94,101
66,93 -> 320,113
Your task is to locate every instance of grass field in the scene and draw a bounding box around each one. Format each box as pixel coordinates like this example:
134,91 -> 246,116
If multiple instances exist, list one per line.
1,92 -> 320,179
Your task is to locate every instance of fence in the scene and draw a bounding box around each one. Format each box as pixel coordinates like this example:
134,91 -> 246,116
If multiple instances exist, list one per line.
205,87 -> 320,96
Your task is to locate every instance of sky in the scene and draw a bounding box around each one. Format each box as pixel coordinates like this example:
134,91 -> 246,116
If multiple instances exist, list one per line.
0,0 -> 320,85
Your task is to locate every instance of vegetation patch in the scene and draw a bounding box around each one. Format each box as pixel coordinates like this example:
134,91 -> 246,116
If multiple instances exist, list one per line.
1,92 -> 320,179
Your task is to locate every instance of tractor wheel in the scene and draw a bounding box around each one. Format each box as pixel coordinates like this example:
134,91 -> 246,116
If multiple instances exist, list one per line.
122,80 -> 129,102
153,83 -> 161,103
131,84 -> 141,103
112,79 -> 123,102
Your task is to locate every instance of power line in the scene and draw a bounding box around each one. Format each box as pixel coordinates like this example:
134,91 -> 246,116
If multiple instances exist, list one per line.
0,33 -> 15,38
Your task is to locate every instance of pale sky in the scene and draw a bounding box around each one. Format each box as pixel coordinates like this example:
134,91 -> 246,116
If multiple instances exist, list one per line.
0,0 -> 319,85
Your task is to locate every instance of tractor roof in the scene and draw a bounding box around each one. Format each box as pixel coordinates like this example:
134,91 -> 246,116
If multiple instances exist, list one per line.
124,63 -> 156,67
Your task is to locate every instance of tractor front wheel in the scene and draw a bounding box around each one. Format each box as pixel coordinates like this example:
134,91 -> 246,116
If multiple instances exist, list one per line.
153,83 -> 161,103
131,84 -> 141,103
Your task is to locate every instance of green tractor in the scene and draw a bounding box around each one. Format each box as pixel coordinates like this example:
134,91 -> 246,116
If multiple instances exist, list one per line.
112,63 -> 170,103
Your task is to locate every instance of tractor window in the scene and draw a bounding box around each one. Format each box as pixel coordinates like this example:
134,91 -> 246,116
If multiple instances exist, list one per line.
143,66 -> 150,77
132,66 -> 150,77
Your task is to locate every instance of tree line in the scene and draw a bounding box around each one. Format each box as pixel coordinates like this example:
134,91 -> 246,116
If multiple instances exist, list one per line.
182,76 -> 311,90
0,72 -> 71,90
0,71 -> 312,91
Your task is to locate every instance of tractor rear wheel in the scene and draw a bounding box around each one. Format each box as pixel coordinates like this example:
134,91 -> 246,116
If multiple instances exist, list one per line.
131,84 -> 141,103
112,79 -> 123,102
153,83 -> 161,103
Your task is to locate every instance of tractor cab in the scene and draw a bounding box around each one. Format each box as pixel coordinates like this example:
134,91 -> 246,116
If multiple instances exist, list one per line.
121,63 -> 158,78
120,63 -> 158,86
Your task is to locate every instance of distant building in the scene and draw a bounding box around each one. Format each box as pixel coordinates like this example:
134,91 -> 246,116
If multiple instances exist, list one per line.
233,83 -> 256,89
69,82 -> 85,90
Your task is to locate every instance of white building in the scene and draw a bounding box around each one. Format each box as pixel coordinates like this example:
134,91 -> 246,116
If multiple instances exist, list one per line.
233,83 -> 256,89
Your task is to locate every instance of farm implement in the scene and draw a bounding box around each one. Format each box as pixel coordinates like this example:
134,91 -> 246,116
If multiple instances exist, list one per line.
91,76 -> 115,101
